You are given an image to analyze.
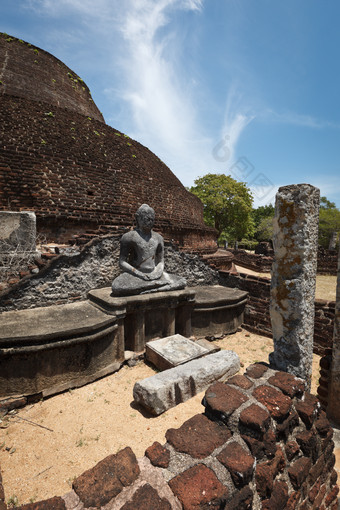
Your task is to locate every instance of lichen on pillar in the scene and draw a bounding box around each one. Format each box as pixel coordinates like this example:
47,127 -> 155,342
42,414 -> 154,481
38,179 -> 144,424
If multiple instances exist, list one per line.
327,245 -> 340,424
270,184 -> 320,389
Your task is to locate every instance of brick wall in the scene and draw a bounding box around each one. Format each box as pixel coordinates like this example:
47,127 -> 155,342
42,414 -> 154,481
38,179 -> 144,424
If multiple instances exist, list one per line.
0,33 -> 103,121
2,365 -> 338,509
220,271 -> 335,357
0,93 -> 216,251
230,249 -> 338,276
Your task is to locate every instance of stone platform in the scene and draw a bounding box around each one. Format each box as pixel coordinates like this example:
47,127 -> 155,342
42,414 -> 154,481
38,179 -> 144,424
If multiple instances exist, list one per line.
0,301 -> 123,398
88,287 -> 196,352
192,285 -> 248,338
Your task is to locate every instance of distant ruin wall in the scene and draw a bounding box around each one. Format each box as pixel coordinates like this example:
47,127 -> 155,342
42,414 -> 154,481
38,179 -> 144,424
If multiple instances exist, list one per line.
0,236 -> 219,312
219,271 -> 335,357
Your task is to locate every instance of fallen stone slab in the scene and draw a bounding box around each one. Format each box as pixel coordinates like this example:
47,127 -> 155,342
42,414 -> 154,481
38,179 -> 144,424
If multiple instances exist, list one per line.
133,350 -> 240,415
145,334 -> 210,371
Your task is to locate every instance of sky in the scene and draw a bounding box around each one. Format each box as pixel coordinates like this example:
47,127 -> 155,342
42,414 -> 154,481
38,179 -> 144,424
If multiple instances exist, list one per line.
1,0 -> 340,208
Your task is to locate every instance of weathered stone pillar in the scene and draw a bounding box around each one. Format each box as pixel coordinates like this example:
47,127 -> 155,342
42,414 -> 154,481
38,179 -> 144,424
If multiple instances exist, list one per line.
327,245 -> 340,424
270,184 -> 320,389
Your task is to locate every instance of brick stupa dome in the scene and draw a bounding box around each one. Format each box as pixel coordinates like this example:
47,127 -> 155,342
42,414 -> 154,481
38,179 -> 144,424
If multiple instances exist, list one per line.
0,33 -> 216,251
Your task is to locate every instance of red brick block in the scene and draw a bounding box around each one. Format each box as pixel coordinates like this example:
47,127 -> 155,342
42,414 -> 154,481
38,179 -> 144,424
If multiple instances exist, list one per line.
309,479 -> 321,503
169,463 -> 228,510
245,363 -> 268,379
145,442 -> 170,468
120,484 -> 171,510
295,400 -> 319,429
227,374 -> 253,390
296,430 -> 319,462
308,454 -> 325,485
253,385 -> 292,421
315,412 -> 332,436
203,382 -> 248,422
285,440 -> 300,462
275,410 -> 299,440
217,441 -> 255,488
224,486 -> 253,510
72,447 -> 140,508
268,371 -> 305,397
288,456 -> 312,490
239,403 -> 271,435
261,481 -> 288,510
16,497 -> 66,510
313,483 -> 327,507
285,491 -> 301,510
330,468 -> 338,486
165,414 -> 231,459
255,461 -> 274,499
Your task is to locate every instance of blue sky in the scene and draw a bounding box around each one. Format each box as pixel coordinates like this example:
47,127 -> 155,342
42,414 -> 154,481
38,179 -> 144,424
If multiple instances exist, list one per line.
1,0 -> 340,208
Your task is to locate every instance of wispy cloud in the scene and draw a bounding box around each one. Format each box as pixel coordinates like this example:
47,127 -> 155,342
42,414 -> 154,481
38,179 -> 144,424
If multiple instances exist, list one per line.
261,109 -> 340,129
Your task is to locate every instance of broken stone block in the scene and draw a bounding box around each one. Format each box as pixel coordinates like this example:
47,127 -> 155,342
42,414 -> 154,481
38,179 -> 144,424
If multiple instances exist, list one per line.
133,350 -> 240,415
145,334 -> 209,371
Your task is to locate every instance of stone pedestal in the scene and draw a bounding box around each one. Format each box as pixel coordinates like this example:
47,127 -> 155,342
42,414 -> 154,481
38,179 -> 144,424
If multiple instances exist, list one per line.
88,287 -> 196,352
270,184 -> 320,388
327,246 -> 340,425
192,286 -> 248,338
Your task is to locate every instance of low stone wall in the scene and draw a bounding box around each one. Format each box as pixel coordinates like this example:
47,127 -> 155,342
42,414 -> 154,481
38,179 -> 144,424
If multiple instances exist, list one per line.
229,248 -> 338,276
219,271 -> 335,357
0,236 -> 219,312
2,364 -> 338,509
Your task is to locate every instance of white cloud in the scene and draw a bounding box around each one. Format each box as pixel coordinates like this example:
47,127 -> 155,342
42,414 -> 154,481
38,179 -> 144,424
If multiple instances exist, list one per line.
261,109 -> 340,129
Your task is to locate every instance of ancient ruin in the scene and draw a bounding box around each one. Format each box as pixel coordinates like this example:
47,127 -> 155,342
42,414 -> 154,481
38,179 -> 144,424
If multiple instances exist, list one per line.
327,246 -> 340,425
270,184 -> 320,388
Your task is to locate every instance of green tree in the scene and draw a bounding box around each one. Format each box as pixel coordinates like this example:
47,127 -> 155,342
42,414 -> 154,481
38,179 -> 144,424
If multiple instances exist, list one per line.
319,196 -> 340,249
252,204 -> 275,230
189,173 -> 254,241
255,216 -> 274,241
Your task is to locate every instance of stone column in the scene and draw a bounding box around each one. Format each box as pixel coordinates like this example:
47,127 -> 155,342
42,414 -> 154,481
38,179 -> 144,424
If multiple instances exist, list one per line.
270,184 -> 320,389
327,246 -> 340,424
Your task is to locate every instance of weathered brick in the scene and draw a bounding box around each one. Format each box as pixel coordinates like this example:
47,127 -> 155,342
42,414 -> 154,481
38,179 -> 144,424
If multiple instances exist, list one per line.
217,441 -> 255,488
285,440 -> 300,462
285,491 -> 301,510
169,463 -> 228,510
245,363 -> 268,379
268,371 -> 305,397
315,412 -> 332,436
239,403 -> 271,435
120,484 -> 171,510
203,382 -> 248,422
313,483 -> 327,507
255,461 -> 274,499
253,385 -> 292,421
145,441 -> 170,468
227,374 -> 253,390
16,497 -> 66,510
224,486 -> 253,510
72,447 -> 140,508
275,410 -> 299,440
261,481 -> 288,510
295,394 -> 320,429
309,478 -> 321,503
308,454 -> 325,485
288,456 -> 312,490
165,413 -> 231,459
296,429 -> 319,462
330,468 -> 338,486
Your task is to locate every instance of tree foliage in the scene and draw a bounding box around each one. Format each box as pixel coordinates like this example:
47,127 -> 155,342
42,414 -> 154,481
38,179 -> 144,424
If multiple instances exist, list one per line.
189,173 -> 254,241
319,196 -> 340,249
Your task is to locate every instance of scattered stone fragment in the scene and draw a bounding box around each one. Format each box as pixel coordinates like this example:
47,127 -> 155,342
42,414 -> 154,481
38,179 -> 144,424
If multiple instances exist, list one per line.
72,447 -> 140,508
145,442 -> 170,468
16,497 -> 66,510
120,483 -> 171,510
133,350 -> 240,415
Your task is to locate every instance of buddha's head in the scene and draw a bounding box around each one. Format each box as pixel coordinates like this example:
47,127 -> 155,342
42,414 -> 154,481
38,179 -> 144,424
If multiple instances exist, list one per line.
136,204 -> 155,232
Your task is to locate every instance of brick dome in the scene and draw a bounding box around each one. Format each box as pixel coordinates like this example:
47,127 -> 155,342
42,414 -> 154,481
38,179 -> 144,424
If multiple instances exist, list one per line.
0,33 -> 216,252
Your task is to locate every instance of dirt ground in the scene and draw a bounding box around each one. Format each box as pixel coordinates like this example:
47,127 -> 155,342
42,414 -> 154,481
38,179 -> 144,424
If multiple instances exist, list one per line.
0,329 -> 323,507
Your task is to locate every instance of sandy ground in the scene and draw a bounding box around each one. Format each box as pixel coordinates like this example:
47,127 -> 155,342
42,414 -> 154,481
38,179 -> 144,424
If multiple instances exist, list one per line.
0,329 -> 324,507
